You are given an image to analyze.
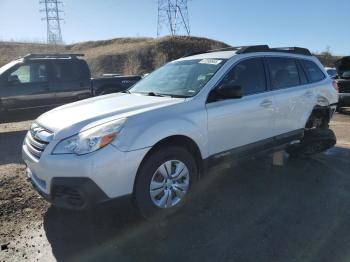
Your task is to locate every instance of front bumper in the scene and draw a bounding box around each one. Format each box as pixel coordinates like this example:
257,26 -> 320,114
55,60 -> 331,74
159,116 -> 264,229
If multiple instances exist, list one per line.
338,93 -> 350,107
23,142 -> 149,209
27,168 -> 109,209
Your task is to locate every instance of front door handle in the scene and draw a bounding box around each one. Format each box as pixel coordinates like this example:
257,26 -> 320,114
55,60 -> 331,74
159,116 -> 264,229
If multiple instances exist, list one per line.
260,99 -> 273,108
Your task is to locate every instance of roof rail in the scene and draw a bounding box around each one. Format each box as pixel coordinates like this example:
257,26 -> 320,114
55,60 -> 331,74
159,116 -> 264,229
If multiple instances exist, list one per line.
23,53 -> 85,60
235,45 -> 270,54
269,47 -> 312,56
183,45 -> 312,57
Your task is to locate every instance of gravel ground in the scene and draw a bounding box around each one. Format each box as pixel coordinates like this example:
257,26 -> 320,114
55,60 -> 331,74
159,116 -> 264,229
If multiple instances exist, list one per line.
0,109 -> 350,262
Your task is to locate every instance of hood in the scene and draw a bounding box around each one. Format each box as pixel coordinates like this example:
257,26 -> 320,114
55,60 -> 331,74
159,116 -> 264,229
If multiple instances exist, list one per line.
36,93 -> 184,140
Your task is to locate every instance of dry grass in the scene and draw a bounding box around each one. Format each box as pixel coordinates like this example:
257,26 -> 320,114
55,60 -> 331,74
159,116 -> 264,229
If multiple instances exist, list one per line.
0,36 -> 229,77
0,36 -> 341,77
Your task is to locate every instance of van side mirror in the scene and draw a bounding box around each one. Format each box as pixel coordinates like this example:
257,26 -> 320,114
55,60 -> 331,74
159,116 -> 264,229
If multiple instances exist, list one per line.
216,83 -> 243,99
8,75 -> 20,84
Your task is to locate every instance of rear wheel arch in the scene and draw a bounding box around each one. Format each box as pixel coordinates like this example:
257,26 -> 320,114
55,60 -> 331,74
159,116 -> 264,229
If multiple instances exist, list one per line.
305,105 -> 332,129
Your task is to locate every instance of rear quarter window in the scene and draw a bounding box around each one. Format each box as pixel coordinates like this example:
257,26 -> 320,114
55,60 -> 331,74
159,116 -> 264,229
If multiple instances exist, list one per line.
301,59 -> 325,83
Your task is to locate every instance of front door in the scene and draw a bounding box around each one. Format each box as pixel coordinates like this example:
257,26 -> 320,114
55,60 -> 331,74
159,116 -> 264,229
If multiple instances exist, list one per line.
206,57 -> 276,157
1,61 -> 54,110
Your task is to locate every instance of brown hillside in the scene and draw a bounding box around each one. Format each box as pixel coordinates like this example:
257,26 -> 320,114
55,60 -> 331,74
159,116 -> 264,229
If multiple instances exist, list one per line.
0,36 -> 340,77
0,36 -> 229,77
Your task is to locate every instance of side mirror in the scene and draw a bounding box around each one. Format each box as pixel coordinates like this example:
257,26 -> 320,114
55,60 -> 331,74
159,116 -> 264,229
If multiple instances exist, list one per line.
8,75 -> 20,84
216,83 -> 243,99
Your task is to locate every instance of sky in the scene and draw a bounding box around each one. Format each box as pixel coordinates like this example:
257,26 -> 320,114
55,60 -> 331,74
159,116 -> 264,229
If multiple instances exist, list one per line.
0,0 -> 348,55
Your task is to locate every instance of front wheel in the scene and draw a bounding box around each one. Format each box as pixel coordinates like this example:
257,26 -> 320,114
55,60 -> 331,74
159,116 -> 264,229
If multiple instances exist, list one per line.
133,146 -> 198,220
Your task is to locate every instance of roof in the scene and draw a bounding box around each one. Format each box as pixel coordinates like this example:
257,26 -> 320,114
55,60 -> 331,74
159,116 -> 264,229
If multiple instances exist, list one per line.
180,45 -> 313,61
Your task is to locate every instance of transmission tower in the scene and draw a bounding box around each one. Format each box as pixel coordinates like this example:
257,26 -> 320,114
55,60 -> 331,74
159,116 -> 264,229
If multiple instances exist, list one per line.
157,0 -> 190,37
39,0 -> 64,44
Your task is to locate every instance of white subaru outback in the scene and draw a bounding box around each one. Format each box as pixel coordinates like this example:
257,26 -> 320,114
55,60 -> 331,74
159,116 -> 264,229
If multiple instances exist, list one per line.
22,45 -> 338,218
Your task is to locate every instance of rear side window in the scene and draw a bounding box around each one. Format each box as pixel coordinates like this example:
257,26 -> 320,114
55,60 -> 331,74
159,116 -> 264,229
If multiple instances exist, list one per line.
220,58 -> 266,95
301,60 -> 325,83
267,57 -> 300,89
52,60 -> 85,82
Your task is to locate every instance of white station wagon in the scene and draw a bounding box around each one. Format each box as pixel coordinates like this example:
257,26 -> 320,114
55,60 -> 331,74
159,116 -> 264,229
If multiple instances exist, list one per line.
22,45 -> 338,218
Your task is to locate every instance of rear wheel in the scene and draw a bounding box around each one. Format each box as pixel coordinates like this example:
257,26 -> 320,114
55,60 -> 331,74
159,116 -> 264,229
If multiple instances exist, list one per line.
133,146 -> 198,220
287,128 -> 336,158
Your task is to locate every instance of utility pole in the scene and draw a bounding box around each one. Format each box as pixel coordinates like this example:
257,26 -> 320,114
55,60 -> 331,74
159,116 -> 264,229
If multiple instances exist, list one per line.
39,0 -> 64,45
157,0 -> 190,37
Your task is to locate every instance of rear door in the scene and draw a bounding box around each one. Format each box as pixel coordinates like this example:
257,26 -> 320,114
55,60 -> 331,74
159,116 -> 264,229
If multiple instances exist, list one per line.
48,59 -> 91,104
266,56 -> 315,136
0,61 -> 53,109
206,57 -> 276,157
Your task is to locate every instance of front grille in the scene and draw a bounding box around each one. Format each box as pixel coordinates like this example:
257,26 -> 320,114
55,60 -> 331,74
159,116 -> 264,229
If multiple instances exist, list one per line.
25,124 -> 53,159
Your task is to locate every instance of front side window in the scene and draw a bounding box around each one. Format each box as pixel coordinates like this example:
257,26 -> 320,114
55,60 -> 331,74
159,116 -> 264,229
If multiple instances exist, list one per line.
129,59 -> 226,97
301,60 -> 325,83
219,58 -> 266,95
267,57 -> 300,89
9,63 -> 47,84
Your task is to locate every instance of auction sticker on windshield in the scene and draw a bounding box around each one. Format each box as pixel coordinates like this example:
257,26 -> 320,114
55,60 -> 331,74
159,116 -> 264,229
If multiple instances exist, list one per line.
199,59 -> 223,65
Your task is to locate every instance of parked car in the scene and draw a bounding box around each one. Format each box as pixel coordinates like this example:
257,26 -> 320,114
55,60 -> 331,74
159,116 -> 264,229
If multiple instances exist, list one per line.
22,45 -> 338,219
325,67 -> 337,79
0,53 -> 141,118
335,56 -> 350,110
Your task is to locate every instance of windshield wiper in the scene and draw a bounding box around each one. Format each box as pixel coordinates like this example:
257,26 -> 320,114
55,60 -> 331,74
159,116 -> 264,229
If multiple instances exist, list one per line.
130,91 -> 189,98
132,91 -> 169,97
122,90 -> 131,94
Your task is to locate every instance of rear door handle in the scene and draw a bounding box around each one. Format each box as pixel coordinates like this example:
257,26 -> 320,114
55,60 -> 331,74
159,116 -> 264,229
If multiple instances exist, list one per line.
304,91 -> 313,98
260,99 -> 273,108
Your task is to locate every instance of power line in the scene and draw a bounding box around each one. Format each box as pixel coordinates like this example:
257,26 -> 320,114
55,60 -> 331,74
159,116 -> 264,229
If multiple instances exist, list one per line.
39,0 -> 64,45
157,0 -> 190,37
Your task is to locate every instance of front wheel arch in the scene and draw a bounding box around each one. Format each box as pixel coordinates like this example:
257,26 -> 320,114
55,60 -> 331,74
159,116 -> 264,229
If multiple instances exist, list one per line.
132,135 -> 203,200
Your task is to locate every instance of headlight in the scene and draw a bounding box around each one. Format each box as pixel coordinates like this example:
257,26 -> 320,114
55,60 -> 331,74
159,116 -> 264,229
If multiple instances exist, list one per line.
52,118 -> 127,155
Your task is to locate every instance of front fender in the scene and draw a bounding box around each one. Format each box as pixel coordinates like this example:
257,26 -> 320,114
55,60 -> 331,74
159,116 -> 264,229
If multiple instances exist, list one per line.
113,116 -> 208,159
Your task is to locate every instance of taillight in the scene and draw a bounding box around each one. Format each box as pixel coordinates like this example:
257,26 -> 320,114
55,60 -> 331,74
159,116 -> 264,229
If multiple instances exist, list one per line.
332,80 -> 339,91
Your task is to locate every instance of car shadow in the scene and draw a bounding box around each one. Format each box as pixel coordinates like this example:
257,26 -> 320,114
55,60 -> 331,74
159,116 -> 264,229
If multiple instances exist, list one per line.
0,130 -> 27,165
43,146 -> 350,262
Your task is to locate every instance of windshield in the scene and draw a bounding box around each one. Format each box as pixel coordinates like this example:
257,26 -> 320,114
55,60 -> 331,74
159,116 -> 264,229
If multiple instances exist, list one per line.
129,58 -> 226,97
0,60 -> 19,75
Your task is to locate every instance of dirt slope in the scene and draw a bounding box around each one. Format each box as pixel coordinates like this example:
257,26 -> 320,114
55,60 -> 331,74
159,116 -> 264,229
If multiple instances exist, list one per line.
0,36 -> 229,77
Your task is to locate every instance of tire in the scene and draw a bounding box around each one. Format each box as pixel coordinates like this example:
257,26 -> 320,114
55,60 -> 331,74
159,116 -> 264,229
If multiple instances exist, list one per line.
133,146 -> 198,220
287,128 -> 336,158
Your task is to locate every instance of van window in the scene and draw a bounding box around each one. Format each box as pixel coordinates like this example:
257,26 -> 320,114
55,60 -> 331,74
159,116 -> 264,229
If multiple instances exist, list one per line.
301,60 -> 325,83
220,58 -> 266,95
267,57 -> 300,89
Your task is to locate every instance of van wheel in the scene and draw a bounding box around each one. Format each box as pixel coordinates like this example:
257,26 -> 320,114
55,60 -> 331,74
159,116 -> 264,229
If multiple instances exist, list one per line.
134,146 -> 198,220
287,128 -> 336,158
